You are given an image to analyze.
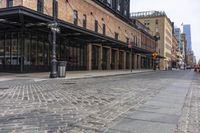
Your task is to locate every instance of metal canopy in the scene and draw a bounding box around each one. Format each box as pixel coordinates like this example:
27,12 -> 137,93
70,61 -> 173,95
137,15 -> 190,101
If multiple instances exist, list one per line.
0,6 -> 153,54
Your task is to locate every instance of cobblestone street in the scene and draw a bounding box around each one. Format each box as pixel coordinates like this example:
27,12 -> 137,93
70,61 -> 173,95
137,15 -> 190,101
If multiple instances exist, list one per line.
0,70 -> 199,133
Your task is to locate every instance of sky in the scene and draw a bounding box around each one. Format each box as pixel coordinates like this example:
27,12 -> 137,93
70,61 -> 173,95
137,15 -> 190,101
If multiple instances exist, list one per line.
130,0 -> 200,63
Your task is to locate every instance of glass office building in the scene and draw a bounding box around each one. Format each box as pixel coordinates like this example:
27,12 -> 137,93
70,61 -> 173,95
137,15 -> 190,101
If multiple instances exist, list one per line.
183,24 -> 192,52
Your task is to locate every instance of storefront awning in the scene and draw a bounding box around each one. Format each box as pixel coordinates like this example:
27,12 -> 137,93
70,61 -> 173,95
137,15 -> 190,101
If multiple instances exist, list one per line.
0,6 -> 154,54
157,55 -> 166,59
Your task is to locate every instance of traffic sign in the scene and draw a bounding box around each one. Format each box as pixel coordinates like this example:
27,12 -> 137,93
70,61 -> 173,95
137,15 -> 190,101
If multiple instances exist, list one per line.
128,44 -> 132,48
152,52 -> 158,59
128,42 -> 134,48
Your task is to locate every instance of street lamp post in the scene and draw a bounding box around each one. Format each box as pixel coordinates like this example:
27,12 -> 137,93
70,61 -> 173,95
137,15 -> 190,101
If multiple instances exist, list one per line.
130,44 -> 133,72
128,42 -> 133,72
50,0 -> 59,78
153,33 -> 160,70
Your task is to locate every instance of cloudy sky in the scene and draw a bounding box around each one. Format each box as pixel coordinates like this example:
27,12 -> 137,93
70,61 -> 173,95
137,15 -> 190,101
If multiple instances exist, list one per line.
130,0 -> 200,62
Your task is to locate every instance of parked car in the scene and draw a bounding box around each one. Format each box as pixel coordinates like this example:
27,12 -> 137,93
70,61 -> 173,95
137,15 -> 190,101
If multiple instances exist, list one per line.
194,66 -> 199,72
180,66 -> 185,70
186,66 -> 191,69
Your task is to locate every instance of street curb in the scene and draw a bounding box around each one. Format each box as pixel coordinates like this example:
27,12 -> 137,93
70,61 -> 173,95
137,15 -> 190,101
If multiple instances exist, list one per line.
56,70 -> 155,81
0,70 -> 156,82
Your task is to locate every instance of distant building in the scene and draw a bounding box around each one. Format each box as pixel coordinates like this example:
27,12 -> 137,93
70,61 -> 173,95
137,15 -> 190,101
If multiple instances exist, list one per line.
172,34 -> 178,68
183,24 -> 192,52
186,50 -> 194,66
174,28 -> 185,67
181,33 -> 187,65
130,11 -> 173,70
174,28 -> 182,50
193,56 -> 196,65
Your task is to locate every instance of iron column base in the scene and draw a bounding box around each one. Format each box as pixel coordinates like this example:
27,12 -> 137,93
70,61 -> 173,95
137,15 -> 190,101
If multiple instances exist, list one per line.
50,60 -> 57,78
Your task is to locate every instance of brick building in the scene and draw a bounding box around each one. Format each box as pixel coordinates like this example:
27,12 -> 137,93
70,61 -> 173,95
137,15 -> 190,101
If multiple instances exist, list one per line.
131,11 -> 173,70
0,0 -> 156,72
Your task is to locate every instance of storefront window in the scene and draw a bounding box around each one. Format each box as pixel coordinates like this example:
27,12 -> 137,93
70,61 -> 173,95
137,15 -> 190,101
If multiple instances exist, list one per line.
11,32 -> 19,65
92,45 -> 100,70
5,33 -> 11,65
65,44 -> 70,66
111,50 -> 116,69
31,34 -> 37,65
126,52 -> 130,69
102,48 -> 109,70
60,43 -> 65,60
73,46 -> 77,68
56,39 -> 60,60
69,46 -> 73,67
24,32 -> 31,65
0,30 -> 87,72
44,35 -> 50,65
0,33 -> 4,65
76,46 -> 80,69
80,48 -> 84,67
37,35 -> 44,65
